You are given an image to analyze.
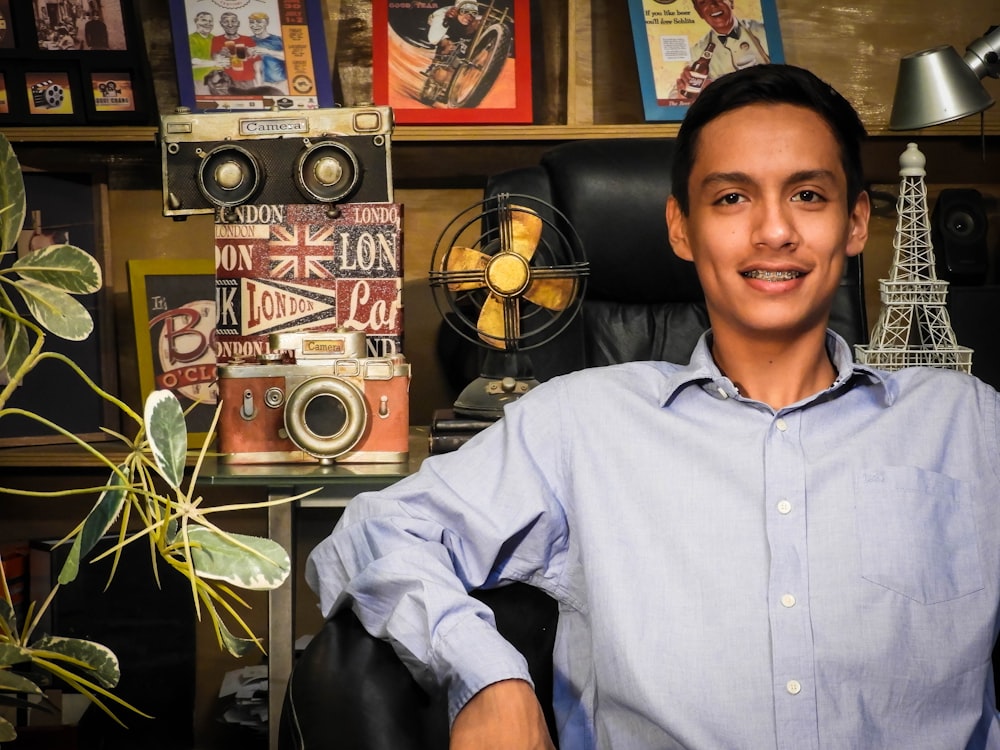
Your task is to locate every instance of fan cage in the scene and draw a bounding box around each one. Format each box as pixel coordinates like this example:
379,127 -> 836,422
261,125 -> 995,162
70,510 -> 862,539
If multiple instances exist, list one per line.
428,193 -> 589,352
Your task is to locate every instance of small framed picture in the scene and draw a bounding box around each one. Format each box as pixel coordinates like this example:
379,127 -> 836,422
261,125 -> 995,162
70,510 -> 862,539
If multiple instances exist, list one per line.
31,0 -> 128,51
0,71 -> 10,116
127,258 -> 219,448
82,67 -> 146,122
23,68 -> 84,122
0,0 -> 16,49
626,0 -> 785,121
372,0 -> 534,125
167,0 -> 335,113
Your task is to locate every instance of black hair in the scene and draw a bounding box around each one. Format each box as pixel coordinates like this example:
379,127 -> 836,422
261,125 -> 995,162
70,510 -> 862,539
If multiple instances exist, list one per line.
670,64 -> 867,215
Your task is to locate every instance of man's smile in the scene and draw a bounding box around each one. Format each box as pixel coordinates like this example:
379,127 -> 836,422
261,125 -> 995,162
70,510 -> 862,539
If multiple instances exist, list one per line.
741,270 -> 804,281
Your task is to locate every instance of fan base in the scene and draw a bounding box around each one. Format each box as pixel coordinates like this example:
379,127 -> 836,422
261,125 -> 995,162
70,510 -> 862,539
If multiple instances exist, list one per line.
453,374 -> 540,420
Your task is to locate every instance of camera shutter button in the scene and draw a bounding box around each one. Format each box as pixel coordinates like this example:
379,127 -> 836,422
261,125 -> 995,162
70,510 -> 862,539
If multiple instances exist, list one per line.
264,387 -> 285,409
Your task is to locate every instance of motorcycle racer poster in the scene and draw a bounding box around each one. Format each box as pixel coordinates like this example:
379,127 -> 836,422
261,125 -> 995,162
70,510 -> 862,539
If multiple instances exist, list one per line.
372,0 -> 532,124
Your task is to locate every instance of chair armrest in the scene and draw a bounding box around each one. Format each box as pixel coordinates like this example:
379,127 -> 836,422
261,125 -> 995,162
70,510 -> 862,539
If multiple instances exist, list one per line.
279,583 -> 559,750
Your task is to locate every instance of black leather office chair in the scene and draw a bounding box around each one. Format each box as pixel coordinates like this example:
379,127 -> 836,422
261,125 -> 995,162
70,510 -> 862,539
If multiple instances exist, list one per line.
279,139 -> 869,750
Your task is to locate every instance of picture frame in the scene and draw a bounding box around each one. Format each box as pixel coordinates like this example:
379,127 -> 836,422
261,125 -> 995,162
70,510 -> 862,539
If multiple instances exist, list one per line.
127,258 -> 218,449
0,0 -> 153,124
0,168 -> 119,447
627,0 -> 784,122
372,0 -> 533,125
167,0 -> 334,113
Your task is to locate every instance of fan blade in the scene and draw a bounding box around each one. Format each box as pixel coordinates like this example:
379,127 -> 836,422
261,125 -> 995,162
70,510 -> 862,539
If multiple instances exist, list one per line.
508,208 -> 543,261
444,246 -> 489,291
524,277 -> 577,311
478,294 -> 518,348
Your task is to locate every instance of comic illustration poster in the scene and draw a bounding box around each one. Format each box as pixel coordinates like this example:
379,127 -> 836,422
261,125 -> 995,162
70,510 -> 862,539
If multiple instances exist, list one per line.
168,0 -> 334,112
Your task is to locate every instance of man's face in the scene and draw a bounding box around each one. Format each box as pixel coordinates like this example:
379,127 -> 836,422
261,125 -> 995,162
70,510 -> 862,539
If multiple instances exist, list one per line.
195,13 -> 213,34
248,17 -> 268,36
666,103 -> 869,345
693,0 -> 735,35
220,13 -> 239,35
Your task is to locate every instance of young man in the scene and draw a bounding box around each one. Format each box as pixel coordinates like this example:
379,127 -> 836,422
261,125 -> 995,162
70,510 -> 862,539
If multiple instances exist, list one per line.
306,65 -> 1000,748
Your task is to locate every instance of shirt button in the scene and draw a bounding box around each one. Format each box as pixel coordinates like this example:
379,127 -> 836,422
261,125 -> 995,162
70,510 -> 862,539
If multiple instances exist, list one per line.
786,680 -> 802,695
775,418 -> 788,432
777,500 -> 792,515
781,594 -> 796,608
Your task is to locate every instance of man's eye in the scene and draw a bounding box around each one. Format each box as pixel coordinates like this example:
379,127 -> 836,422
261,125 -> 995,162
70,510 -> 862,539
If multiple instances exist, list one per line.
717,193 -> 743,205
793,190 -> 823,203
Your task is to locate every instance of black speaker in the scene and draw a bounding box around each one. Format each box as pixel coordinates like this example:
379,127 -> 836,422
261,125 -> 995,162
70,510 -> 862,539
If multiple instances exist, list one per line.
931,188 -> 989,285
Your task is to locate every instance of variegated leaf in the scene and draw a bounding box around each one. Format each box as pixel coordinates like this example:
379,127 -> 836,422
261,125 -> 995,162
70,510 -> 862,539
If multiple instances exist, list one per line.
0,287 -> 29,376
0,133 -> 25,254
13,244 -> 102,294
0,600 -> 15,634
58,465 -> 130,585
0,714 -> 15,742
29,635 -> 119,689
0,669 -> 42,695
0,643 -> 29,667
185,525 -> 290,590
216,618 -> 257,658
144,390 -> 187,490
12,279 -> 93,341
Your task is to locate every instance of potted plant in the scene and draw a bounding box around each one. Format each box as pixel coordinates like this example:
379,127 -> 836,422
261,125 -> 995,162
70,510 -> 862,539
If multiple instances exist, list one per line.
0,132 -> 299,741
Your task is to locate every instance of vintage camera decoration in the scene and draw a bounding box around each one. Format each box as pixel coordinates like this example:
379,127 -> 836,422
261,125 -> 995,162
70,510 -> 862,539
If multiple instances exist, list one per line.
159,106 -> 394,217
217,330 -> 410,465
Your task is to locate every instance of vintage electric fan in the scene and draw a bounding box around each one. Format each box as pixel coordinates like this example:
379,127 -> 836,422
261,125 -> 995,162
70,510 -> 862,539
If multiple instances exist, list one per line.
429,193 -> 588,419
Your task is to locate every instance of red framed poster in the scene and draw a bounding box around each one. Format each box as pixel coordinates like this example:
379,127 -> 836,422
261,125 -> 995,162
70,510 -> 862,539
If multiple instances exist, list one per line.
373,0 -> 532,125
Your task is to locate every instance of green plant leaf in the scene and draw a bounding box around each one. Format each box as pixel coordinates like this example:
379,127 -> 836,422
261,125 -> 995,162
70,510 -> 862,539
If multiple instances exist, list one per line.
144,390 -> 187,489
0,643 -> 29,667
29,636 -> 119,689
0,133 -> 25,254
184,525 -> 290,590
0,714 -> 15,742
0,600 -> 15,635
0,669 -> 43,696
217,620 -> 257,658
13,244 -> 102,294
12,279 -> 94,341
58,466 -> 130,585
0,287 -> 30,375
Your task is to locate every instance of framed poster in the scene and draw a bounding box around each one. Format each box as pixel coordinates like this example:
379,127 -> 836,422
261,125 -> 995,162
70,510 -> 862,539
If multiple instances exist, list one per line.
0,169 -> 118,447
627,0 -> 784,121
372,0 -> 533,125
127,258 -> 218,449
167,0 -> 334,113
0,0 -> 153,124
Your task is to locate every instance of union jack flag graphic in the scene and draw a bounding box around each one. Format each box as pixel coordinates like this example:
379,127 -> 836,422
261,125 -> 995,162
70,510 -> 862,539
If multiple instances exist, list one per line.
269,221 -> 338,278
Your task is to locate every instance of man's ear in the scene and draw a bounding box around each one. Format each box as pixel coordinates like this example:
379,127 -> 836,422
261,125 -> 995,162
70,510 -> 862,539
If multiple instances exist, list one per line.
846,190 -> 871,258
666,195 -> 694,261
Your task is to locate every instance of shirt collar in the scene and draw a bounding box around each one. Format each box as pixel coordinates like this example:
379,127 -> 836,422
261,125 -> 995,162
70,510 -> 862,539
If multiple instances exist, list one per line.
659,330 -> 896,407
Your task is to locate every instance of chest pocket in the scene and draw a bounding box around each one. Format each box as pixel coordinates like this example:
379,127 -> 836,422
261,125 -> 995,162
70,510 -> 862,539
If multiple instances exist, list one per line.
854,466 -> 984,604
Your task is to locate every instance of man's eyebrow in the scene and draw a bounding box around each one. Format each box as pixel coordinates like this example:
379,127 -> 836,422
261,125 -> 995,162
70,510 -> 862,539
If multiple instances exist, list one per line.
698,169 -> 839,190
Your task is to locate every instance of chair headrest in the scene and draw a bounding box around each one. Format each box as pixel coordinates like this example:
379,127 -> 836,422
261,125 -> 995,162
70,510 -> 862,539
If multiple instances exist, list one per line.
540,139 -> 704,305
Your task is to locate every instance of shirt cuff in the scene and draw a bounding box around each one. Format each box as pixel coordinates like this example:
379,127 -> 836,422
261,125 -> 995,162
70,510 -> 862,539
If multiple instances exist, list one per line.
431,609 -> 535,726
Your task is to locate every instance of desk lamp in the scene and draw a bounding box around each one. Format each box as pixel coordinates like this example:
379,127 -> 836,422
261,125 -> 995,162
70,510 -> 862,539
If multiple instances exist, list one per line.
889,25 -> 998,130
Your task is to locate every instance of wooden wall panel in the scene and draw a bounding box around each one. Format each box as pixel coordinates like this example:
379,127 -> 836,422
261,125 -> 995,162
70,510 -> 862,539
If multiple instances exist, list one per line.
775,1 -> 997,135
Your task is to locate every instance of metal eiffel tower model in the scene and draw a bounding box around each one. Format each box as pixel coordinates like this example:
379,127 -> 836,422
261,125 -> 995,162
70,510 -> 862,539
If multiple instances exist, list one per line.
854,142 -> 972,372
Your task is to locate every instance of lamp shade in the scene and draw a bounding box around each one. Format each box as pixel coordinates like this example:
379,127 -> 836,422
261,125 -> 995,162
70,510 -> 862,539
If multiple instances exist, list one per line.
888,44 -> 995,130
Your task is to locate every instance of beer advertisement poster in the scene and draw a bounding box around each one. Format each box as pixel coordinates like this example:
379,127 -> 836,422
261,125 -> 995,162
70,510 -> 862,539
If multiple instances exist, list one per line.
167,0 -> 334,113
627,0 -> 784,121
372,0 -> 533,124
214,202 -> 404,365
128,258 -> 218,448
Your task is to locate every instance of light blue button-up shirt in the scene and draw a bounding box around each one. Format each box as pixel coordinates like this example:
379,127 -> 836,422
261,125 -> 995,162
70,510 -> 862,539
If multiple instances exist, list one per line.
306,331 -> 1000,749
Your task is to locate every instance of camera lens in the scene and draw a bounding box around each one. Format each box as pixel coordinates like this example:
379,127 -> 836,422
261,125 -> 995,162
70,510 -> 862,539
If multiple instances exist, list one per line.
284,375 -> 368,460
303,393 -> 349,437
